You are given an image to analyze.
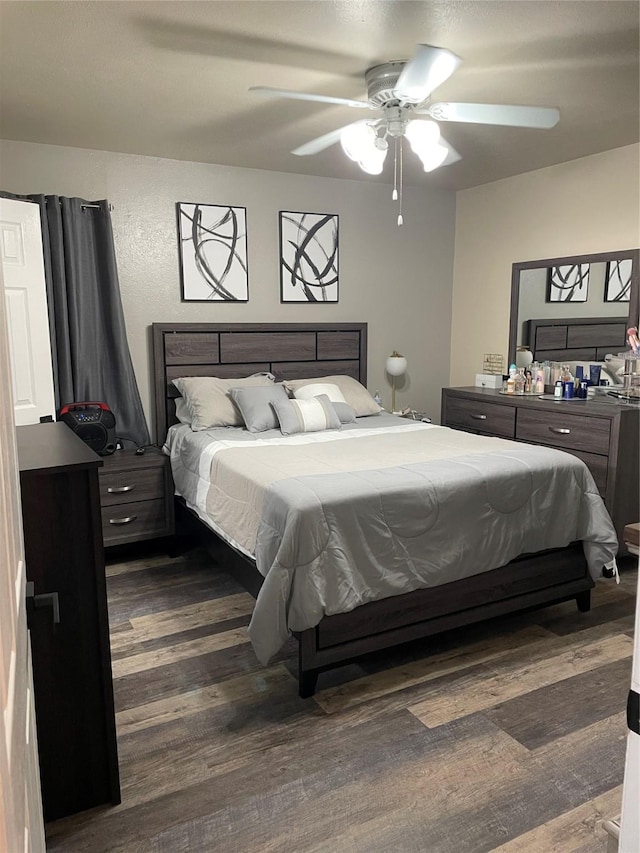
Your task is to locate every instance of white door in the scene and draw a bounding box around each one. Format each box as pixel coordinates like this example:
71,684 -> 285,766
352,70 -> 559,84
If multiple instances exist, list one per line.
0,198 -> 55,425
620,556 -> 640,853
0,265 -> 46,851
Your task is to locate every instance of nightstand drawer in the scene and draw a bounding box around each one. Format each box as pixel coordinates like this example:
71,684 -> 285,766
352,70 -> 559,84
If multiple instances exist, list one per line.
101,498 -> 166,545
516,410 -> 610,455
99,465 -> 164,506
445,397 -> 515,438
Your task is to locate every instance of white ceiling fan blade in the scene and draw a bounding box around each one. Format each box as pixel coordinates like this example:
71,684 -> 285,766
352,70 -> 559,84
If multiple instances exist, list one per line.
428,102 -> 560,128
249,86 -> 375,110
392,44 -> 461,103
291,121 -> 371,156
439,136 -> 462,167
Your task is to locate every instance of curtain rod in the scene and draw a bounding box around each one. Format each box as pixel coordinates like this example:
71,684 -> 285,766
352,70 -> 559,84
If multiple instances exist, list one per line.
80,202 -> 113,211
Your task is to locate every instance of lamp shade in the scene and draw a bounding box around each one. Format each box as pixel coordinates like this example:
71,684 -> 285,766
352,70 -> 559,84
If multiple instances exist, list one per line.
340,122 -> 387,175
385,354 -> 407,376
405,121 -> 448,173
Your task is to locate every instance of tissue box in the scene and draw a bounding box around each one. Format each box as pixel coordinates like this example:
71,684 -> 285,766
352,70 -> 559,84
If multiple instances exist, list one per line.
475,373 -> 503,389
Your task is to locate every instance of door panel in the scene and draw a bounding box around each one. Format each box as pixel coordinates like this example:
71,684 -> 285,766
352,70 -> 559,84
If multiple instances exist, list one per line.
0,265 -> 45,851
0,198 -> 55,425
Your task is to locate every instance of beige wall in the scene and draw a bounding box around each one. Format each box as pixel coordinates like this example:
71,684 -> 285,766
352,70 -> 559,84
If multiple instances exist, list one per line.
0,139 -> 456,431
450,144 -> 640,385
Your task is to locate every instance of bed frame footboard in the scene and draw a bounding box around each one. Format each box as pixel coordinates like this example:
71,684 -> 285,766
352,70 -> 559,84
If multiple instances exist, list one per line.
295,543 -> 592,697
189,504 -> 593,699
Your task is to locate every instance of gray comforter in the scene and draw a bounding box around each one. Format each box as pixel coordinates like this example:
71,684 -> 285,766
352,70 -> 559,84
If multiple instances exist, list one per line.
165,416 -> 618,664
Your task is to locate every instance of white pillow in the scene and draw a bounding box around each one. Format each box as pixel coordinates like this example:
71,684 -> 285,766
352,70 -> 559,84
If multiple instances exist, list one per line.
292,383 -> 348,405
284,375 -> 382,417
291,383 -> 356,423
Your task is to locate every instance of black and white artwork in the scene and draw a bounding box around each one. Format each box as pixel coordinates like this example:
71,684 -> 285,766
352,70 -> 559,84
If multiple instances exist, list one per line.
177,202 -> 248,302
279,211 -> 339,303
546,264 -> 590,303
604,259 -> 632,303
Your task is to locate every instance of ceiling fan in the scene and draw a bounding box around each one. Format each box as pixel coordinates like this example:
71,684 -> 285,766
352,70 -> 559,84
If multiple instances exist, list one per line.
250,44 -> 560,224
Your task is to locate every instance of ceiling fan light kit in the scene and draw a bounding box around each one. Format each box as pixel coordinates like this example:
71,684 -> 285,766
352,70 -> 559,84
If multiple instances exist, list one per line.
250,43 -> 560,225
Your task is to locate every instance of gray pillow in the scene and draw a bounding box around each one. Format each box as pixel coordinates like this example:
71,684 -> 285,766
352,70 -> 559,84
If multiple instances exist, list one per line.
172,375 -> 275,429
271,394 -> 341,436
229,384 -> 290,433
331,401 -> 357,424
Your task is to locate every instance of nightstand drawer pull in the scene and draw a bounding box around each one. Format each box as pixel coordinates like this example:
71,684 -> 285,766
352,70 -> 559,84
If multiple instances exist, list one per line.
549,427 -> 571,435
107,485 -> 134,494
470,413 -> 487,420
109,515 -> 137,525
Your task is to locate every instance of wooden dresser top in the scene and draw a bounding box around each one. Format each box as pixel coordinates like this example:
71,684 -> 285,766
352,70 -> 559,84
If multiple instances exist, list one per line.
17,422 -> 103,474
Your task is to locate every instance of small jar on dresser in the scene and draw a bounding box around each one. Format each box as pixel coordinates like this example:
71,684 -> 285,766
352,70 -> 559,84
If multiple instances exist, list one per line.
441,386 -> 639,552
98,447 -> 174,546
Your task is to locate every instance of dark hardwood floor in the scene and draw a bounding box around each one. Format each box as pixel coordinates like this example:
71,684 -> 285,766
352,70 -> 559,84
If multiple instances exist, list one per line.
45,545 -> 637,853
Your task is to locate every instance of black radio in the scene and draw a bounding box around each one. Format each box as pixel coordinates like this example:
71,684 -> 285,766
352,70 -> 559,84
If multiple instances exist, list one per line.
58,402 -> 117,456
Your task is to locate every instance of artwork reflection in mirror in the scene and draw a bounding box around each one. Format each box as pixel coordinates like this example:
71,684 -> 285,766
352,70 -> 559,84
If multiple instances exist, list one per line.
516,261 -> 629,363
604,259 -> 632,303
546,264 -> 590,303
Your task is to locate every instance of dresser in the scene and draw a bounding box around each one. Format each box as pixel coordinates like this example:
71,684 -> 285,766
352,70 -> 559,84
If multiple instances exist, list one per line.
17,422 -> 120,821
99,448 -> 174,546
441,387 -> 639,551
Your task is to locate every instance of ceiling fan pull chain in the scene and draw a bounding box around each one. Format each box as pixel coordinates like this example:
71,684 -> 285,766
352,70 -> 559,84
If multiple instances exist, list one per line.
392,137 -> 398,201
397,138 -> 404,227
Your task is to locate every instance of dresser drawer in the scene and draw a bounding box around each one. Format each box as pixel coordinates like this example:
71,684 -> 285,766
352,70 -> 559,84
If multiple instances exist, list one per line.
516,410 -> 610,455
99,465 -> 164,506
101,498 -> 166,545
552,448 -> 608,495
444,397 -> 515,438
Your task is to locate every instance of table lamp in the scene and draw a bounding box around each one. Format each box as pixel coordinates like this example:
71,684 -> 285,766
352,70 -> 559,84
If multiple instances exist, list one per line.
385,351 -> 407,414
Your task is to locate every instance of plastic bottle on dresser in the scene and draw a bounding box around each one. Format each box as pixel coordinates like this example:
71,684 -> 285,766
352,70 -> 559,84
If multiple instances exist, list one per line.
532,362 -> 545,394
561,364 -> 574,399
506,364 -> 517,394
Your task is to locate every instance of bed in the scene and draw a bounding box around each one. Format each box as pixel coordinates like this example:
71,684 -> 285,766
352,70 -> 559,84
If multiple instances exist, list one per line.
152,322 -> 619,697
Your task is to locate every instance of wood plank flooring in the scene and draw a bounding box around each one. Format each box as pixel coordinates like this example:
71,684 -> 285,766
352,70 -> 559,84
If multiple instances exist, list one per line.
45,546 -> 637,853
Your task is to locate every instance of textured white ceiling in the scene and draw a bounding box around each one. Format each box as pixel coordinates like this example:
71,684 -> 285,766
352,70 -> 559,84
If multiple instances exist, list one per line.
0,0 -> 638,190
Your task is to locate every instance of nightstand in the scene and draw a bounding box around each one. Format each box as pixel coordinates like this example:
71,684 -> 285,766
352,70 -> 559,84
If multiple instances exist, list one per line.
98,448 -> 174,546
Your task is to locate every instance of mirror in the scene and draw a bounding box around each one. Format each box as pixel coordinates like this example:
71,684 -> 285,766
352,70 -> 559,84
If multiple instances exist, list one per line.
508,249 -> 639,367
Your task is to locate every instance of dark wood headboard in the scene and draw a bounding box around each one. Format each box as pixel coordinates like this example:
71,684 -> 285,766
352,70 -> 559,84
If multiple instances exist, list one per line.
524,316 -> 627,363
152,322 -> 368,444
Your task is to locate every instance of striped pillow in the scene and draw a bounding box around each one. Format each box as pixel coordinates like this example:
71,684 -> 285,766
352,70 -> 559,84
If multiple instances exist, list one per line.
271,394 -> 341,436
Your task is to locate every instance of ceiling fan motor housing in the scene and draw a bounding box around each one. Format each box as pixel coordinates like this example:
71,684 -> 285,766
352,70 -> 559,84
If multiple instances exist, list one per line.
365,61 -> 406,106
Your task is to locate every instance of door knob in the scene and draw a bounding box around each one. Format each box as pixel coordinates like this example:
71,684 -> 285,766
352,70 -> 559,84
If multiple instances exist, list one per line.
25,581 -> 60,628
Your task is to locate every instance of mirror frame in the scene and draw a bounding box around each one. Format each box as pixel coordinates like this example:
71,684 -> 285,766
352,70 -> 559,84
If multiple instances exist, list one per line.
508,248 -> 640,367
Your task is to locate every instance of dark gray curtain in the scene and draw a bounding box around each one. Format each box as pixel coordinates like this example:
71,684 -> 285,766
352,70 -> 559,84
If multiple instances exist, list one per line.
1,192 -> 149,447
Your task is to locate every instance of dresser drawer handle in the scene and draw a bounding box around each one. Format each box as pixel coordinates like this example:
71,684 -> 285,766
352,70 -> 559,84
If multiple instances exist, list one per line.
549,427 -> 571,435
470,414 -> 488,420
109,515 -> 137,525
107,485 -> 134,494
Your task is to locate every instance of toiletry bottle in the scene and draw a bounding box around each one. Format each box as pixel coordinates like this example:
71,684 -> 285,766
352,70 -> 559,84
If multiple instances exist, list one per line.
534,364 -> 545,394
515,367 -> 526,395
574,365 -> 583,393
554,380 -> 563,399
524,368 -> 532,394
561,365 -> 574,399
373,390 -> 382,406
506,364 -> 517,394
